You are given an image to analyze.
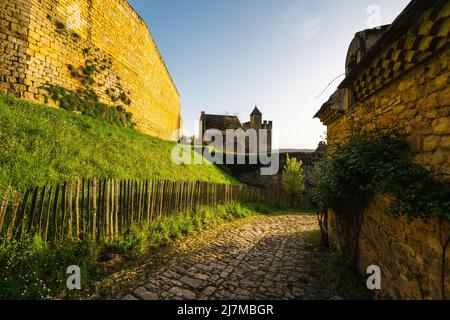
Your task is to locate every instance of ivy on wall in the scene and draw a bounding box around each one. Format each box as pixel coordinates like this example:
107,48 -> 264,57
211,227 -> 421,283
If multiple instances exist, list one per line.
41,84 -> 134,128
41,16 -> 135,128
311,131 -> 450,297
311,131 -> 450,221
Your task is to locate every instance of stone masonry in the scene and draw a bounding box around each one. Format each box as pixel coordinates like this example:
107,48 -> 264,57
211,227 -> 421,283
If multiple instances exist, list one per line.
315,0 -> 450,299
0,0 -> 181,140
104,214 -> 338,300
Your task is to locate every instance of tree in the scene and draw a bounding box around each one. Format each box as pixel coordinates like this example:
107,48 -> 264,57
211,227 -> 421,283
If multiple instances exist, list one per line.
282,154 -> 305,196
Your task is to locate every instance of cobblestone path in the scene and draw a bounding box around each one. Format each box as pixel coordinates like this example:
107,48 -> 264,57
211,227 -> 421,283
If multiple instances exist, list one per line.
109,214 -> 334,300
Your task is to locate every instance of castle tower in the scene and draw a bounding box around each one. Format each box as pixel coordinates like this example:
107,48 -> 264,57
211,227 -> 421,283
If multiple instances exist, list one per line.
262,120 -> 273,153
250,106 -> 262,130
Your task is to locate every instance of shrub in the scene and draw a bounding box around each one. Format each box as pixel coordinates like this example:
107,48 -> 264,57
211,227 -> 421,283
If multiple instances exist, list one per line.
311,131 -> 450,221
282,154 -> 305,196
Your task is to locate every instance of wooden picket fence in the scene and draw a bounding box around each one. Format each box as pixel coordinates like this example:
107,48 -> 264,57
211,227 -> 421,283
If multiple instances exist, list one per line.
0,179 -> 311,244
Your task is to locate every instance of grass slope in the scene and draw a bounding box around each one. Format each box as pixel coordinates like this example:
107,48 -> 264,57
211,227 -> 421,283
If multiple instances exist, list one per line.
0,95 -> 236,193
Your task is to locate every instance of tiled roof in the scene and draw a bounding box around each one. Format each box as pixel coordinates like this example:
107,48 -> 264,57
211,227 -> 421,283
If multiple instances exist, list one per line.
315,0 -> 450,125
339,0 -> 450,101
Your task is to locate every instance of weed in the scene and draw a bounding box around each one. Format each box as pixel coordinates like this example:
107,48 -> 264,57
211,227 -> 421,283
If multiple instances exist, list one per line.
303,230 -> 373,300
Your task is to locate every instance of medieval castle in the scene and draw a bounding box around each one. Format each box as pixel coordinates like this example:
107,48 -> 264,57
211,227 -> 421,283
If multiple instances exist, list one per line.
199,106 -> 273,153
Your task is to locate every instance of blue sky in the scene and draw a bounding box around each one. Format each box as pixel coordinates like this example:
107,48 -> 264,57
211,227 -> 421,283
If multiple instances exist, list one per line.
128,0 -> 410,149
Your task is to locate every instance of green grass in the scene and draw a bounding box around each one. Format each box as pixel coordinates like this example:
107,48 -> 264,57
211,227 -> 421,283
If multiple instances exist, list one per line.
105,202 -> 262,255
303,231 -> 373,300
0,202 -> 270,300
0,94 -> 237,193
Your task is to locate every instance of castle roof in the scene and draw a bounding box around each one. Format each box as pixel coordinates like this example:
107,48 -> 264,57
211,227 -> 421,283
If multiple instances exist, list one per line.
250,106 -> 262,116
200,113 -> 243,131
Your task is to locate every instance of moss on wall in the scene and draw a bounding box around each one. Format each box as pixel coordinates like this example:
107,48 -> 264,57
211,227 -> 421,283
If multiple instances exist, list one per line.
0,0 -> 181,140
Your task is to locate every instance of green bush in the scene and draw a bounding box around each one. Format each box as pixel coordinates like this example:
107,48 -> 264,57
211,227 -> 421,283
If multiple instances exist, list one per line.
311,131 -> 450,220
282,154 -> 305,196
41,84 -> 135,128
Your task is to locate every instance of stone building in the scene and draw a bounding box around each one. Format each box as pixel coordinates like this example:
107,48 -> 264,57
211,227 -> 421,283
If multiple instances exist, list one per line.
0,0 -> 181,140
314,0 -> 449,299
199,106 -> 273,153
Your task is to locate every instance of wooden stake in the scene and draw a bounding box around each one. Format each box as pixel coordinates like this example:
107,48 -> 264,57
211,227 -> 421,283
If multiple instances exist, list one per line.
67,183 -> 73,240
6,192 -> 20,242
75,179 -> 80,241
44,187 -> 53,242
0,190 -> 10,234
92,178 -> 97,242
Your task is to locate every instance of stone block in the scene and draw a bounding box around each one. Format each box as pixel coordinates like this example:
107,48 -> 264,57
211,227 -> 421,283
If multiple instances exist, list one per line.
442,136 -> 450,148
23,91 -> 34,100
432,117 -> 449,135
422,135 -> 441,152
430,150 -> 446,166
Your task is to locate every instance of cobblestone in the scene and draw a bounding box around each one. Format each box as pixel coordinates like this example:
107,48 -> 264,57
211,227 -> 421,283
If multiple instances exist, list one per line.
113,214 -> 334,300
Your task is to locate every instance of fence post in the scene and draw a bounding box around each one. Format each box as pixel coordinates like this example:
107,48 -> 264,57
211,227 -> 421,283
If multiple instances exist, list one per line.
0,190 -> 10,234
68,183 -> 73,240
136,180 -> 141,225
105,179 -> 111,240
92,179 -> 97,242
119,180 -> 124,236
16,189 -> 31,242
36,186 -> 46,236
114,179 -> 119,238
110,179 -> 115,238
43,188 -> 52,242
50,185 -> 60,244
75,179 -> 80,241
27,187 -> 39,234
6,192 -> 20,242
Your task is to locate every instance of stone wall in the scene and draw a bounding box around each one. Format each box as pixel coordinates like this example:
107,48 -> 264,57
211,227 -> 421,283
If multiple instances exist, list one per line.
327,196 -> 450,300
327,47 -> 449,175
325,43 -> 450,300
0,0 -> 181,140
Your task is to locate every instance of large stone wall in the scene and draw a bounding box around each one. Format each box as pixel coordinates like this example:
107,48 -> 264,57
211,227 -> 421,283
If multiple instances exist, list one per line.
0,0 -> 181,140
358,196 -> 449,300
326,43 -> 450,299
327,196 -> 450,300
327,47 -> 449,175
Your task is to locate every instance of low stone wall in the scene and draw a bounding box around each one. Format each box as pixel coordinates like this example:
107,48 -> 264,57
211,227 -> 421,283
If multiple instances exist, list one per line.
327,195 -> 450,300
